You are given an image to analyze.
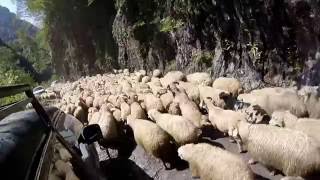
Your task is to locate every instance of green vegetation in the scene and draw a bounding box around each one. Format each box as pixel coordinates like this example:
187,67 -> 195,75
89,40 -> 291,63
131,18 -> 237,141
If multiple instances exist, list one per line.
192,51 -> 214,67
159,17 -> 184,32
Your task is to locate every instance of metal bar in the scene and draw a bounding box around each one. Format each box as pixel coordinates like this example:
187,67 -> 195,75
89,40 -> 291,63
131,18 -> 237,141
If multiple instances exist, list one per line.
0,84 -> 31,98
0,98 -> 32,120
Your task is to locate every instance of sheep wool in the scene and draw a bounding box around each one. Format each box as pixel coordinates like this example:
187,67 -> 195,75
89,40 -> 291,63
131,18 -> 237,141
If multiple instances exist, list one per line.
153,69 -> 162,77
270,111 -> 320,143
144,93 -> 165,112
237,121 -> 320,177
130,102 -> 147,119
148,109 -> 201,145
186,72 -> 212,86
212,77 -> 242,96
160,71 -> 186,87
127,116 -> 175,168
178,143 -> 254,180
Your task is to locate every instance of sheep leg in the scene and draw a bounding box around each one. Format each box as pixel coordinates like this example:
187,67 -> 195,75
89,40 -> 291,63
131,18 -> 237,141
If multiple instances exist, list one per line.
190,164 -> 200,178
234,136 -> 245,153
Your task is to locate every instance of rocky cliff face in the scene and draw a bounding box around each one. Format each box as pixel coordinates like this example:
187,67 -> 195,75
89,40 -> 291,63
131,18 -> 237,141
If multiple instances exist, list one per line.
0,6 -> 38,42
50,0 -> 320,88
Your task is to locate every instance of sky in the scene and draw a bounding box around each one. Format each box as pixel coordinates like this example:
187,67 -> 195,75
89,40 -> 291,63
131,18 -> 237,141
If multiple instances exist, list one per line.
0,0 -> 40,26
0,0 -> 17,13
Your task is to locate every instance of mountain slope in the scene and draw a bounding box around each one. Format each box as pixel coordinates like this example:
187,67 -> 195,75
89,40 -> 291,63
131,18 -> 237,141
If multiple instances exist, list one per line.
0,5 -> 38,42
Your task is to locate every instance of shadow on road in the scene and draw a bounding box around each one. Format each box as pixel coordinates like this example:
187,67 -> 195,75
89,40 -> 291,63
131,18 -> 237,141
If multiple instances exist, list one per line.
100,158 -> 154,180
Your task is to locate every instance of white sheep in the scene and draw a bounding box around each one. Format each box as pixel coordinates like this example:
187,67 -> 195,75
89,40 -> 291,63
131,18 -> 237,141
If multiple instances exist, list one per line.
235,121 -> 320,177
85,96 -> 94,107
238,88 -> 308,117
160,71 -> 186,87
130,102 -> 147,119
204,97 -> 246,149
159,91 -> 174,110
270,111 -> 320,143
73,106 -> 87,124
123,68 -> 130,76
199,84 -> 232,109
171,86 -> 204,128
148,109 -> 201,145
300,89 -> 320,118
177,81 -> 201,104
139,69 -> 147,76
168,102 -> 181,115
212,77 -> 243,96
152,69 -> 162,77
143,93 -> 165,112
89,107 -> 118,141
126,116 -> 175,169
186,72 -> 212,86
178,143 -> 254,180
120,100 -> 131,121
141,76 -> 151,83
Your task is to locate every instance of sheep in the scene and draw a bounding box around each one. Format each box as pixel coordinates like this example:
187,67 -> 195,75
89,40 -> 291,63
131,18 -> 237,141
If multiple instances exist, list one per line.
65,170 -> 80,180
171,86 -> 204,128
178,143 -> 254,180
238,88 -> 308,117
143,93 -> 165,112
234,121 -> 320,177
148,82 -> 167,96
186,72 -> 212,86
168,102 -> 181,115
141,76 -> 151,83
130,102 -> 147,119
120,100 -> 131,121
88,107 -> 98,122
148,109 -> 201,145
270,111 -> 320,143
126,116 -> 175,169
160,71 -> 186,87
300,89 -> 320,118
199,85 -> 233,109
212,77 -> 243,97
73,106 -> 87,124
159,91 -> 174,110
139,69 -> 147,76
175,81 -> 200,105
107,95 -> 121,108
89,107 -> 118,141
110,107 -> 121,122
55,160 -> 73,176
150,77 -> 161,85
85,96 -> 94,107
58,148 -> 72,161
123,68 -> 130,76
204,97 -> 246,148
238,104 -> 270,124
153,69 -> 162,77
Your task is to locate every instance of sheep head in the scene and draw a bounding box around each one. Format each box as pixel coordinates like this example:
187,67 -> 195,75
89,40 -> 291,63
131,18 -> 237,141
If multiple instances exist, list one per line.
147,109 -> 159,122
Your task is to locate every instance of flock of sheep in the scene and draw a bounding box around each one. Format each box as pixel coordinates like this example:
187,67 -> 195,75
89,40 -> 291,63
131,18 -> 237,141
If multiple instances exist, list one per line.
43,68 -> 320,180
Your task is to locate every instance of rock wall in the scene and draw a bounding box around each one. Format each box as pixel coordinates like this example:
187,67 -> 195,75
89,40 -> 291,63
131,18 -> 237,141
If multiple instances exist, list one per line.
49,0 -> 320,88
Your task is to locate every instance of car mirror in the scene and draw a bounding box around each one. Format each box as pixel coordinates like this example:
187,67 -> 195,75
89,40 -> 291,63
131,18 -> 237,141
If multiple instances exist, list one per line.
78,124 -> 103,144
